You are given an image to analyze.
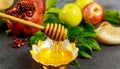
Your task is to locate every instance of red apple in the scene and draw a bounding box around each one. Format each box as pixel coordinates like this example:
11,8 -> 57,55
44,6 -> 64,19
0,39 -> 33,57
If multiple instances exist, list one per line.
82,2 -> 104,25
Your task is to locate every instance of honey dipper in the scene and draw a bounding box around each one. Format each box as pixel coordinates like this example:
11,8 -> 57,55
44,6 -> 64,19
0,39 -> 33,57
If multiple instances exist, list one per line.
0,12 -> 67,41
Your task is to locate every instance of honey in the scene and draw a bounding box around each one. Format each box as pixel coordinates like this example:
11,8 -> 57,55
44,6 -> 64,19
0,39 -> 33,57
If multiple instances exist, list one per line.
30,38 -> 78,69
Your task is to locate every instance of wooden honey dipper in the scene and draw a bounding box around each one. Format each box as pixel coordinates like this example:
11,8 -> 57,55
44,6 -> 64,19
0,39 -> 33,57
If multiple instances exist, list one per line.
0,12 -> 67,41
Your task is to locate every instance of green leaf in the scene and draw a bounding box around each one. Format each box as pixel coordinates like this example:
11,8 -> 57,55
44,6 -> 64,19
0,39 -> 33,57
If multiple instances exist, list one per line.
71,59 -> 80,67
43,13 -> 71,30
0,10 -> 6,28
78,38 -> 101,51
87,38 -> 101,51
43,14 -> 65,26
79,50 -> 92,59
67,24 -> 96,41
81,23 -> 95,30
43,13 -> 58,26
30,31 -> 46,46
5,29 -> 12,36
0,18 -> 6,24
105,10 -> 119,16
67,26 -> 83,41
75,38 -> 93,59
104,10 -> 120,25
46,0 -> 58,10
77,43 -> 92,59
46,8 -> 61,14
78,30 -> 96,38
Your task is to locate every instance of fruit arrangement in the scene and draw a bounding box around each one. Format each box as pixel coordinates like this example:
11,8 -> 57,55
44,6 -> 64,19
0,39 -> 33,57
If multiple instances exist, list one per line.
0,0 -> 120,68
30,0 -> 120,66
30,0 -> 102,63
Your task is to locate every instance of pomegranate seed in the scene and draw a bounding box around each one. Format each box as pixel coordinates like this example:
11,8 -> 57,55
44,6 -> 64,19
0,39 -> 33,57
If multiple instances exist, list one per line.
12,37 -> 28,48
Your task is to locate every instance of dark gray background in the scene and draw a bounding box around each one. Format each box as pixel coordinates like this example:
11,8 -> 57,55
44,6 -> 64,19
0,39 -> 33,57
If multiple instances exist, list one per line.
0,0 -> 120,69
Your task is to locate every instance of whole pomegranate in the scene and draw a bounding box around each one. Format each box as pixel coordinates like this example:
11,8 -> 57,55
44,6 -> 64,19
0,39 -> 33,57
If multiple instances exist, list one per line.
6,0 -> 45,37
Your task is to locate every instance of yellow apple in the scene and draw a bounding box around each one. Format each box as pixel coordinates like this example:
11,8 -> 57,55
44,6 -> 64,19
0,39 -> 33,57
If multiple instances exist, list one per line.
59,3 -> 82,26
75,0 -> 94,9
0,0 -> 14,10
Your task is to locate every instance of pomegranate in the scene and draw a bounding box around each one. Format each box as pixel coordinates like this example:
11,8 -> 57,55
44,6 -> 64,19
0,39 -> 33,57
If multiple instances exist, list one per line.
6,0 -> 45,37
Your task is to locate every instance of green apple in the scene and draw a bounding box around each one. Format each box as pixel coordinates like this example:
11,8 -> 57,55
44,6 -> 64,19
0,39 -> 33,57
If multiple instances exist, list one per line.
59,3 -> 82,26
75,0 -> 94,9
0,0 -> 14,10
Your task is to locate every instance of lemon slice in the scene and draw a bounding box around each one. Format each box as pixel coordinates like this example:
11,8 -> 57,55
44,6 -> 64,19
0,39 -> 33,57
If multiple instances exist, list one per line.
94,21 -> 120,44
0,0 -> 14,10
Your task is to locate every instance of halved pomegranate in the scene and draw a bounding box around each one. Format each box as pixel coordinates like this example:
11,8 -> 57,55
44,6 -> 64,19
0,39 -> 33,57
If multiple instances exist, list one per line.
6,0 -> 45,37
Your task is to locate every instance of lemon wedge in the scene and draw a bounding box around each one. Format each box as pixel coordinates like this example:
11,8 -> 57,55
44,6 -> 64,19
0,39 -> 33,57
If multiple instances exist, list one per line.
0,0 -> 14,10
94,21 -> 120,44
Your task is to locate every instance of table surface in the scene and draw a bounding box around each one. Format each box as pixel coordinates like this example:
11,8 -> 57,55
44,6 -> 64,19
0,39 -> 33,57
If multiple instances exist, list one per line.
0,0 -> 120,69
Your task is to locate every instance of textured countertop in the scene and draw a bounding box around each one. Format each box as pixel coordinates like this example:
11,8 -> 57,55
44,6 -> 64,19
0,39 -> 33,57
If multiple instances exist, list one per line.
0,0 -> 120,69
